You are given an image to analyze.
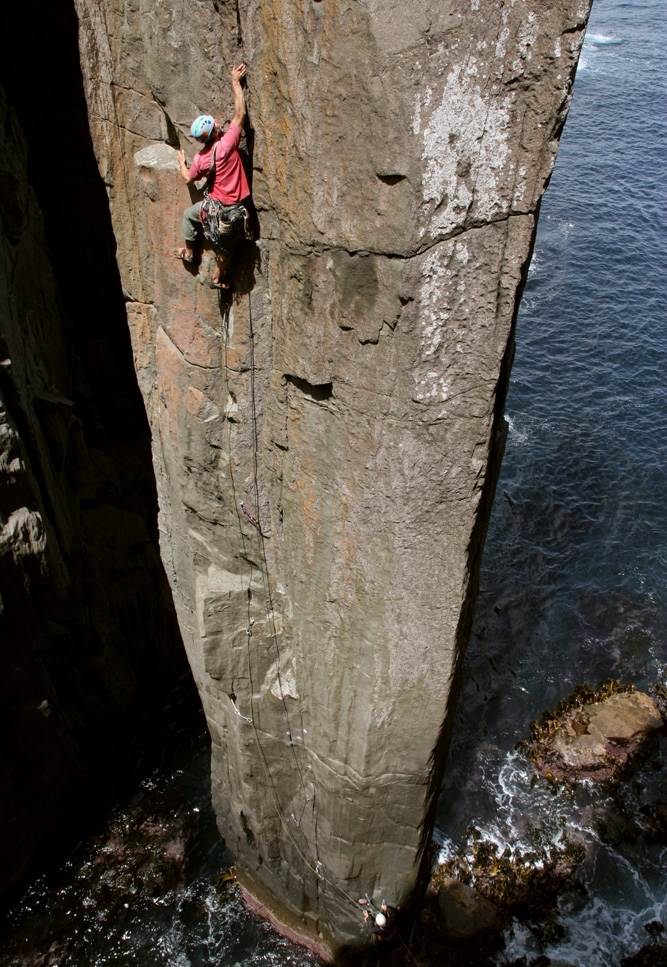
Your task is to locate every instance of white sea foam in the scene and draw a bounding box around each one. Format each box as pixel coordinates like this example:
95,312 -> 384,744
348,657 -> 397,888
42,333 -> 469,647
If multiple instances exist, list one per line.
504,892 -> 667,967
585,33 -> 622,46
579,31 -> 622,74
527,248 -> 543,279
505,415 -> 529,444
444,749 -> 590,877
435,836 -> 459,862
460,749 -> 667,966
448,740 -> 667,967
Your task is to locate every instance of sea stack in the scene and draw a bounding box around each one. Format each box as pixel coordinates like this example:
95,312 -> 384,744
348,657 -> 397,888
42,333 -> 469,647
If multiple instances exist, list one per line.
71,0 -> 591,953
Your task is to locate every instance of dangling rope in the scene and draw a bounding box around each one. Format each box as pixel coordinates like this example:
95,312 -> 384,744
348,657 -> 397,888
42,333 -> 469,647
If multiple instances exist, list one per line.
239,293 -> 425,962
217,293 -> 360,913
218,292 -> 424,965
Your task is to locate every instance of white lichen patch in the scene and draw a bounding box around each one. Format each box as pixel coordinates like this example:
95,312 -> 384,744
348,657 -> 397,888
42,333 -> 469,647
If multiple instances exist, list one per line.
413,246 -> 456,403
455,240 -> 470,265
518,13 -> 538,58
421,65 -> 512,235
513,12 -> 538,73
412,92 -> 421,135
495,27 -> 510,59
514,163 -> 529,204
268,662 -> 299,701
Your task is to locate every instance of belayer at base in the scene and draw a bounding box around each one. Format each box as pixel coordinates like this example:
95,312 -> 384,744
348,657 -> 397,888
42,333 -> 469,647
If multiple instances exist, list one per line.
175,63 -> 252,289
360,896 -> 399,943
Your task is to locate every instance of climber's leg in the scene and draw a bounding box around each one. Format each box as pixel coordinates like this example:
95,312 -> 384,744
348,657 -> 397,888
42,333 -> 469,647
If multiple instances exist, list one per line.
210,251 -> 232,288
177,203 -> 203,263
210,219 -> 242,288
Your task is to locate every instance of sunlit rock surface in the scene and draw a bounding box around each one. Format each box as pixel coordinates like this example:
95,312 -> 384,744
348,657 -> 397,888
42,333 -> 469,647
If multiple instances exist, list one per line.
72,0 -> 591,951
528,685 -> 663,782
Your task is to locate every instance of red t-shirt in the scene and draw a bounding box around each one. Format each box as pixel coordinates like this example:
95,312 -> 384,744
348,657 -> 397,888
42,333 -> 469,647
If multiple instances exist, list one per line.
188,122 -> 250,204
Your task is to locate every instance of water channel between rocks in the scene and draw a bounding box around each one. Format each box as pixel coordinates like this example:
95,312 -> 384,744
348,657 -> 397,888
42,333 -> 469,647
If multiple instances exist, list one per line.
1,0 -> 666,964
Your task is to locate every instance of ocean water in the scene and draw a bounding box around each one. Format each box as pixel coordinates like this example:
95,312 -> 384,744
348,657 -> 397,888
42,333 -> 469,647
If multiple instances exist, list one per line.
2,0 -> 665,964
0,737 -> 323,967
436,0 -> 667,963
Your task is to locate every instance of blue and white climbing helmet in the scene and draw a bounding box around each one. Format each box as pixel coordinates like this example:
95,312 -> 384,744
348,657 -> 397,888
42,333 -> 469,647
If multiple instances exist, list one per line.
191,115 -> 215,141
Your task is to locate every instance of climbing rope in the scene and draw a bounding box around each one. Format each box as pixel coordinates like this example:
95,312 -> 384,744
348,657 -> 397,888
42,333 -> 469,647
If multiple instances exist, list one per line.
397,929 -> 422,967
245,292 -> 309,788
217,290 -> 410,933
218,297 -> 340,896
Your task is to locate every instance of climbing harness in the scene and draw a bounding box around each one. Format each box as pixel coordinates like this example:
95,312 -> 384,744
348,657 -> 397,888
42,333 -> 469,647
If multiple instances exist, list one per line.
200,197 -> 249,247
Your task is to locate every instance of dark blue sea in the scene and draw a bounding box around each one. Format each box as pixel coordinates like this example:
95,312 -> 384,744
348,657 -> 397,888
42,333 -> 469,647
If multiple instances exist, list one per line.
437,0 -> 667,962
1,1 -> 665,964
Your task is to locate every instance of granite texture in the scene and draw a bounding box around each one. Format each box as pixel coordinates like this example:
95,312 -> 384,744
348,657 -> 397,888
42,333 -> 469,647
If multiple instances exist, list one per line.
72,0 -> 591,951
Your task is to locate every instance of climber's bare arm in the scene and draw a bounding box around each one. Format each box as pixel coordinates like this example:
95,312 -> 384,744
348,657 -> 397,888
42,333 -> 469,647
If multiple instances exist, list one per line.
231,63 -> 247,128
176,64 -> 245,180
177,150 -> 195,184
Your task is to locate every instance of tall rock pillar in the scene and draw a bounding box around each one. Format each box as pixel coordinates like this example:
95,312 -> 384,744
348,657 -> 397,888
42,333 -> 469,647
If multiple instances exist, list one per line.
73,0 -> 591,952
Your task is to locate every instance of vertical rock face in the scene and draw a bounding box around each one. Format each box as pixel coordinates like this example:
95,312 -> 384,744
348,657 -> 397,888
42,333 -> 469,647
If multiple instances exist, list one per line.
73,0 -> 590,951
0,0 -> 192,898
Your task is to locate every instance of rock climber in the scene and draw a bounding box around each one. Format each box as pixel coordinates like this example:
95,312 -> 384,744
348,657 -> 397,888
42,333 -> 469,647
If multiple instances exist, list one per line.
174,63 -> 251,289
361,897 -> 399,942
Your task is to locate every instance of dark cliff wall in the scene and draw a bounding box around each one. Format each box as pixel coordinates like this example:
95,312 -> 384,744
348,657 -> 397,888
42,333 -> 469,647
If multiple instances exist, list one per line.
0,0 -> 196,900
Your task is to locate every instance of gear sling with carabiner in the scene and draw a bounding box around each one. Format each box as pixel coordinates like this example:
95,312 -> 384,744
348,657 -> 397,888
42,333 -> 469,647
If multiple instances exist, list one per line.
198,143 -> 254,248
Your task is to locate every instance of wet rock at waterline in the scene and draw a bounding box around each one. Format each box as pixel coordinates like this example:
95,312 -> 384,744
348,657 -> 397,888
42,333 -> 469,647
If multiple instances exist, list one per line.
432,835 -> 585,921
431,877 -> 500,942
422,683 -> 667,960
524,683 -> 663,783
550,691 -> 662,776
621,944 -> 667,967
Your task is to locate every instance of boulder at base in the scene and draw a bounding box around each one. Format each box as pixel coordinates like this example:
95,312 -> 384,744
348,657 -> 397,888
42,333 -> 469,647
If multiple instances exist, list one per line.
436,877 -> 500,941
621,943 -> 667,967
534,689 -> 662,782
